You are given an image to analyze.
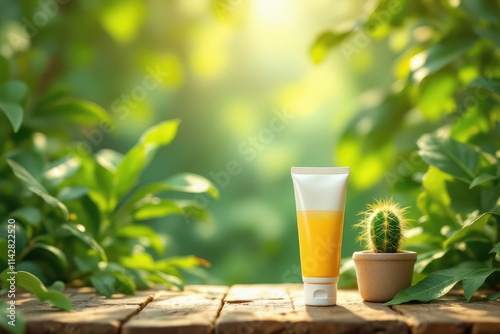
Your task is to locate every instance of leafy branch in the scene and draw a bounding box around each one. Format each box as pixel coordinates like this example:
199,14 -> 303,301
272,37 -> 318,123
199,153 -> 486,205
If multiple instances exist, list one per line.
314,0 -> 500,302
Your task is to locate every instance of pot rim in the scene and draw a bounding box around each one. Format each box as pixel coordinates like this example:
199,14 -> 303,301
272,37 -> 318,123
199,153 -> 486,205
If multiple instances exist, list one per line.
352,250 -> 417,261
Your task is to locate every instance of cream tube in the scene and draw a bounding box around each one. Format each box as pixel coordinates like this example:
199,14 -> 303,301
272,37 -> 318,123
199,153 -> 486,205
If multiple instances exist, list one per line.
291,167 -> 350,306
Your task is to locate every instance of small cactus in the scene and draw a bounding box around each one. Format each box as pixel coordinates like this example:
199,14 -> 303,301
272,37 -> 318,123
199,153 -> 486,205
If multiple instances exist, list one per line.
357,199 -> 409,253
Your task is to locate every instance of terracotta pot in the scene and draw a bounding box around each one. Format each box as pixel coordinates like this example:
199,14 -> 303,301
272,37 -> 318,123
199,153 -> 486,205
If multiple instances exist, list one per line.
353,250 -> 417,302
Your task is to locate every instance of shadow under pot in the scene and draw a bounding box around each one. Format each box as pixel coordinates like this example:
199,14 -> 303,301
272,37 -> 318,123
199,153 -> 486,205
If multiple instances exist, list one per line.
352,250 -> 417,303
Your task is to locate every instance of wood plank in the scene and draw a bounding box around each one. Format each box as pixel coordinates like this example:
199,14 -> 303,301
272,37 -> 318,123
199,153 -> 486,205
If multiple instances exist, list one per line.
2,289 -> 154,334
122,285 -> 227,334
215,284 -> 294,334
289,285 -> 410,334
392,297 -> 500,334
216,284 -> 410,334
4,285 -> 499,334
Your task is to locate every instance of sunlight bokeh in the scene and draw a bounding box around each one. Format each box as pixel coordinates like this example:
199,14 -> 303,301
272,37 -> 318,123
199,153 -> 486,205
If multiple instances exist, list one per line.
0,0 -> 397,285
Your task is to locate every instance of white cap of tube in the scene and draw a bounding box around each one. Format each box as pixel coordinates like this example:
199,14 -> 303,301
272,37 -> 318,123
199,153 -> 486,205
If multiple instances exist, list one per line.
303,282 -> 337,306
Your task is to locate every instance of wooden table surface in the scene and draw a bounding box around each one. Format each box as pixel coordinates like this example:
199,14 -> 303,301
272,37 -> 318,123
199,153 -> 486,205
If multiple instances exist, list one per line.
4,284 -> 500,334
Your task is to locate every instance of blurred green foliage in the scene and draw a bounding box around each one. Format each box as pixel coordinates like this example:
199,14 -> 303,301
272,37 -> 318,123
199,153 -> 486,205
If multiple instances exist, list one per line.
2,0 -> 372,288
0,71 -> 217,298
0,25 -> 218,305
313,0 -> 500,300
1,0 -> 498,306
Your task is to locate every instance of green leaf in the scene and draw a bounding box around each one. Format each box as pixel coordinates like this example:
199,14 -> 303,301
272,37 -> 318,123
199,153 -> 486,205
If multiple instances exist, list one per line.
126,269 -> 150,290
410,35 -> 475,82
94,158 -> 115,206
487,292 -> 500,300
74,254 -> 100,273
56,224 -> 107,261
417,73 -> 457,121
404,230 -> 443,253
461,0 -> 499,25
310,30 -> 351,64
421,166 -> 482,217
114,145 -> 147,199
176,199 -> 213,223
161,173 -> 220,199
90,264 -> 136,297
101,260 -> 128,273
57,186 -> 89,201
120,253 -> 156,271
14,261 -> 49,285
0,300 -> 25,334
43,157 -> 81,187
0,102 -> 23,132
95,149 -> 123,172
9,207 -> 41,227
77,195 -> 103,236
462,268 -> 500,301
112,225 -> 164,254
337,91 -> 411,188
0,270 -> 73,311
417,176 -> 457,233
474,27 -> 500,48
139,119 -> 180,147
443,213 -> 493,249
466,77 -> 500,95
34,88 -> 70,112
7,159 -> 69,220
114,119 -> 180,198
156,255 -> 211,270
417,132 -> 480,183
413,250 -> 447,274
132,198 -> 212,223
470,173 -> 497,189
148,271 -> 184,291
385,262 -> 486,305
133,199 -> 184,220
112,271 -> 136,295
489,243 -> 500,255
417,166 -> 468,227
363,0 -> 407,38
128,173 -> 219,210
90,271 -> 115,298
48,281 -> 66,293
22,243 -> 69,273
450,108 -> 491,144
2,222 -> 27,255
338,258 -> 357,288
0,80 -> 29,102
11,150 -> 46,180
37,97 -> 111,125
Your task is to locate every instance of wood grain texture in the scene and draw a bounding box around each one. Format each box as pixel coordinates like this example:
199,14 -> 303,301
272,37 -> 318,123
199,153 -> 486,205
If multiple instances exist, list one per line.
2,285 -> 499,334
122,285 -> 227,334
289,285 -> 409,334
10,290 -> 154,334
392,297 -> 500,334
216,285 -> 410,334
215,284 -> 294,334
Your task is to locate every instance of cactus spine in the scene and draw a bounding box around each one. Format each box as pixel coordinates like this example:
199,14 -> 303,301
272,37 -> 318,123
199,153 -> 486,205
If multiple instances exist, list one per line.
358,199 -> 408,253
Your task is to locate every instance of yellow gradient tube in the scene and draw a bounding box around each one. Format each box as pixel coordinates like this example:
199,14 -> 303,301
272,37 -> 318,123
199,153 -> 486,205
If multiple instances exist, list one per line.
291,167 -> 350,306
